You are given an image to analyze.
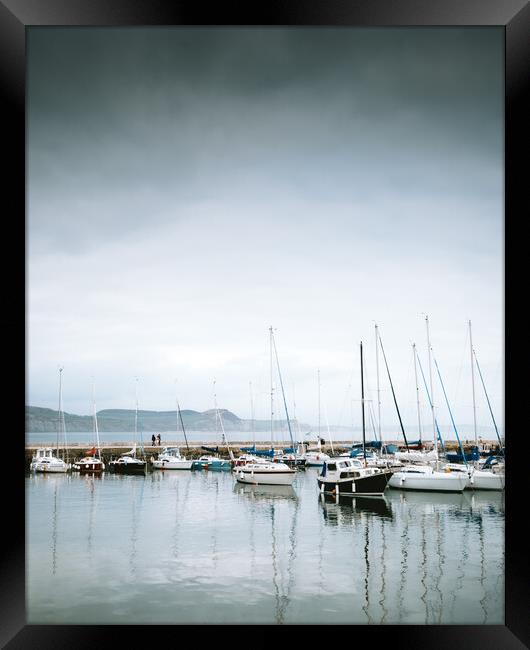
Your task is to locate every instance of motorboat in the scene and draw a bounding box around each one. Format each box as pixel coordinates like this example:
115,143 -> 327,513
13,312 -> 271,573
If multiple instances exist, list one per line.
388,464 -> 469,492
152,447 -> 193,470
30,447 -> 70,473
317,457 -> 393,496
235,461 -> 296,486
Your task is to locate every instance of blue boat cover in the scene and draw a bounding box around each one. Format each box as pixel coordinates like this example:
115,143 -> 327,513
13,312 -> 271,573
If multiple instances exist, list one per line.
351,441 -> 382,450
445,446 -> 480,462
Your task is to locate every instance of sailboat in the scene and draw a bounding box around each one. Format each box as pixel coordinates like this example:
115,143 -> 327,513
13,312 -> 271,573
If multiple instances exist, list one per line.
393,344 -> 437,464
388,317 -> 468,493
73,380 -> 105,473
152,389 -> 193,470
235,328 -> 296,486
31,368 -> 71,473
192,381 -> 232,470
303,371 -> 331,467
443,322 -> 504,491
317,341 -> 393,497
233,382 -> 270,469
108,379 -> 146,475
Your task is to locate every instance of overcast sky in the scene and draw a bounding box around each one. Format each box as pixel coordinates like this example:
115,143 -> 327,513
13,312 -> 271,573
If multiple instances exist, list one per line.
27,27 -> 503,438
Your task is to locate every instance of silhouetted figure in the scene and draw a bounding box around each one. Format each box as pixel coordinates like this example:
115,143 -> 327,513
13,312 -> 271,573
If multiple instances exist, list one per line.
157,433 -> 161,447
151,434 -> 156,447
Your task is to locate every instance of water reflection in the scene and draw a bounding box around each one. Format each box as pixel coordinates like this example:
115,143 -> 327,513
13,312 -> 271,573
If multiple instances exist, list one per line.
51,480 -> 58,575
128,477 -> 146,577
27,470 -> 504,625
319,495 -> 393,524
233,482 -> 298,501
388,489 -> 467,511
269,494 -> 299,623
233,480 -> 299,624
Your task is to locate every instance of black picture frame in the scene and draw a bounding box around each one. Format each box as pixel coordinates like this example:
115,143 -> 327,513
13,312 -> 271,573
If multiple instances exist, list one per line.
3,0 -> 527,647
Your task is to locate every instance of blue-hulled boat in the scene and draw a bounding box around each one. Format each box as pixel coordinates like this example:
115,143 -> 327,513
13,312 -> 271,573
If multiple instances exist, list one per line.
191,454 -> 231,471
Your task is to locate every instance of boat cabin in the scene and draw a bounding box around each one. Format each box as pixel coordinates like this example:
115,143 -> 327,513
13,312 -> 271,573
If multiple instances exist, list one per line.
32,447 -> 56,460
320,458 -> 367,479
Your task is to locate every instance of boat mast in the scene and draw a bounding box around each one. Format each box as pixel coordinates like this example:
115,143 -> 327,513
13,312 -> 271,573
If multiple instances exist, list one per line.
378,331 -> 409,451
417,352 -> 445,452
375,323 -> 382,442
214,379 -> 233,459
175,385 -> 190,453
292,383 -> 303,445
56,367 -> 63,457
412,343 -> 423,446
473,348 -> 504,454
57,367 -> 69,463
322,389 -> 335,456
249,380 -> 256,449
318,369 -> 321,447
134,377 -> 138,458
360,341 -> 366,465
469,320 -> 478,460
425,315 -> 437,461
432,351 -> 468,469
271,328 -> 295,449
270,326 -> 274,449
92,379 -> 101,461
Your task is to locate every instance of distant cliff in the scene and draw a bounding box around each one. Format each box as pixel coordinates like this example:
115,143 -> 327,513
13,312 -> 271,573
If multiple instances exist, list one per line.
26,405 -> 310,433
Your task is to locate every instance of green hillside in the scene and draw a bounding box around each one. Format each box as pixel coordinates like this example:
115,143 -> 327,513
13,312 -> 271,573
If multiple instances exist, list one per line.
26,405 -> 307,433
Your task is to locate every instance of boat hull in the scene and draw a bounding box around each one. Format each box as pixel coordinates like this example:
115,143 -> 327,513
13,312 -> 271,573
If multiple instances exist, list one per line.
388,471 -> 468,492
76,465 -> 104,474
469,470 -> 504,490
191,460 -> 231,471
317,470 -> 392,496
235,468 -> 296,486
72,459 -> 105,473
33,464 -> 69,473
109,463 -> 146,475
152,460 -> 193,470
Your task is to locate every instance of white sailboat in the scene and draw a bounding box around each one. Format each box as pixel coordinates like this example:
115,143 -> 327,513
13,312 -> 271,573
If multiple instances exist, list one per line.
152,389 -> 193,470
235,328 -> 295,486
304,371 -> 330,467
152,446 -> 193,470
31,368 -> 70,473
388,317 -> 467,493
444,322 -> 504,491
232,381 -> 269,469
72,380 -> 105,473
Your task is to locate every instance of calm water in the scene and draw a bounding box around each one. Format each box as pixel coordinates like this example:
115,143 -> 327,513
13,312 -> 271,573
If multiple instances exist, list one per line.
26,468 -> 504,625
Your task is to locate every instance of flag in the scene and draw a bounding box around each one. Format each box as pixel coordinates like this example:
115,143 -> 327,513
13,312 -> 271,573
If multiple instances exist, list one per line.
86,446 -> 97,456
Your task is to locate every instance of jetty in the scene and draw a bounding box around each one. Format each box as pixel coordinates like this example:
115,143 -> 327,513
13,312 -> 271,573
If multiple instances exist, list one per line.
25,439 -> 501,471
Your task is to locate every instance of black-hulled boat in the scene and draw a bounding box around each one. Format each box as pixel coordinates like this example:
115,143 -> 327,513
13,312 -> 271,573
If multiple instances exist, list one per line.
317,340 -> 393,496
108,379 -> 147,475
108,451 -> 146,475
317,457 -> 393,496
